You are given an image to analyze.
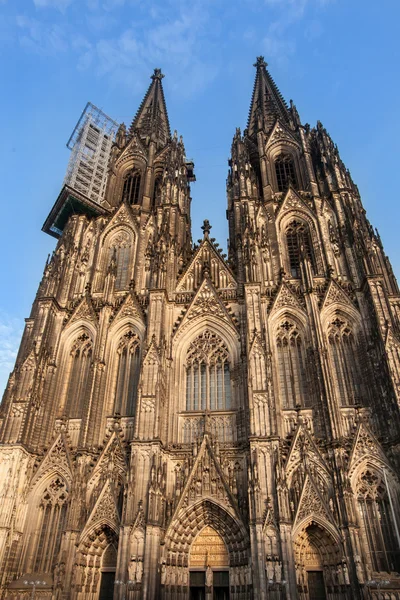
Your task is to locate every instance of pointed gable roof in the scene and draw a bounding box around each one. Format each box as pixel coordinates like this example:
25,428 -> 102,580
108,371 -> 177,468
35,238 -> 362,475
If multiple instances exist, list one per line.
171,435 -> 241,521
31,433 -> 73,486
102,200 -> 138,239
66,295 -> 98,328
115,130 -> 148,167
294,474 -> 334,529
285,422 -> 329,481
111,289 -> 145,327
81,480 -> 120,538
174,277 -> 238,339
247,56 -> 291,139
321,279 -> 355,312
277,186 -> 314,218
89,431 -> 127,487
130,68 -> 171,148
348,421 -> 389,476
270,281 -> 305,315
176,239 -> 237,292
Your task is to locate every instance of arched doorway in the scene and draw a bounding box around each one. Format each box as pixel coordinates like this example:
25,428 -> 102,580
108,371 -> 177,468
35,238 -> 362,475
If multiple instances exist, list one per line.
162,500 -> 251,600
74,524 -> 118,600
189,526 -> 229,600
99,543 -> 117,600
294,520 -> 348,600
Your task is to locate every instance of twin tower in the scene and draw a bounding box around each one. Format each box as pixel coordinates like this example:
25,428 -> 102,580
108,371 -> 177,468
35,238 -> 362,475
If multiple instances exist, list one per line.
1,58 -> 400,600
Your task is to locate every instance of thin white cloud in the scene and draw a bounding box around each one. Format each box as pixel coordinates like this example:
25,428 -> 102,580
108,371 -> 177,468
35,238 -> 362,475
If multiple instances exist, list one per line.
17,15 -> 69,54
33,0 -> 74,10
76,0 -> 219,97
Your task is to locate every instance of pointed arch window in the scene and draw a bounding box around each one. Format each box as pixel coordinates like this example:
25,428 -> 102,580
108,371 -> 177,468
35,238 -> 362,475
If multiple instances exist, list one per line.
286,220 -> 315,278
276,320 -> 307,409
114,331 -> 141,416
356,470 -> 400,573
34,477 -> 68,573
185,331 -> 231,411
108,230 -> 132,290
275,153 -> 297,192
122,171 -> 141,205
327,318 -> 361,406
65,333 -> 93,418
152,175 -> 162,206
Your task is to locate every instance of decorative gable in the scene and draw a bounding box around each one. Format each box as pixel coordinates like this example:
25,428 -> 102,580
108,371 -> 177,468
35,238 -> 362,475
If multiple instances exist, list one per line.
249,331 -> 265,357
270,282 -> 305,315
89,431 -> 127,487
81,480 -> 120,537
143,335 -> 161,366
66,296 -> 98,327
32,433 -> 73,486
348,422 -> 388,477
20,349 -> 37,371
294,474 -> 333,529
111,291 -> 145,326
174,278 -> 238,340
277,187 -> 313,217
171,435 -> 241,522
101,201 -> 138,242
115,131 -> 148,168
285,423 -> 329,482
266,120 -> 300,150
176,240 -> 236,292
321,280 -> 355,312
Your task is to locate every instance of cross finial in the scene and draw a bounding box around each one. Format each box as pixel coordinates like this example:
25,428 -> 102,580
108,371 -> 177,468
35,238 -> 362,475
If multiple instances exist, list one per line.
201,219 -> 212,239
254,56 -> 268,69
151,68 -> 165,81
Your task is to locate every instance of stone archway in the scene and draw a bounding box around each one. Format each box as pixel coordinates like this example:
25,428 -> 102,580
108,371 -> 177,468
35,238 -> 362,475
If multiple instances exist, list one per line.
293,520 -> 348,600
73,524 -> 118,600
162,500 -> 251,600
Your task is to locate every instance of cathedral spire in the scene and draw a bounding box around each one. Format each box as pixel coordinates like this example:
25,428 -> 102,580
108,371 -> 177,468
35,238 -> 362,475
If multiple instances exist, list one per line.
247,56 -> 291,138
129,68 -> 171,147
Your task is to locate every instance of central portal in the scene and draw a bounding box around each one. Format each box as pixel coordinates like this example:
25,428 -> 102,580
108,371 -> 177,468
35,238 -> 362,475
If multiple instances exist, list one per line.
189,526 -> 230,600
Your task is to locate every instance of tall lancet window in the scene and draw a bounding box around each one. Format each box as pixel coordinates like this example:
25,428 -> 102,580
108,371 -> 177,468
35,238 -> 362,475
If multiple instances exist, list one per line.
275,153 -> 297,192
286,220 -> 315,278
327,317 -> 361,406
152,175 -> 162,206
114,331 -> 140,416
122,170 -> 141,205
34,477 -> 68,573
276,320 -> 307,409
65,333 -> 93,418
356,470 -> 400,574
108,231 -> 132,290
185,330 -> 231,411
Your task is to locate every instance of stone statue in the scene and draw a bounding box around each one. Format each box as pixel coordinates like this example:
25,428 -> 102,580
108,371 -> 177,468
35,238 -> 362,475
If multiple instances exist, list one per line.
206,565 -> 213,587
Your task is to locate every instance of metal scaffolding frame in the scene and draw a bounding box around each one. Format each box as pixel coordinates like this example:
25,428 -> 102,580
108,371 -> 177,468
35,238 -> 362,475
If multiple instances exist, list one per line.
64,102 -> 119,206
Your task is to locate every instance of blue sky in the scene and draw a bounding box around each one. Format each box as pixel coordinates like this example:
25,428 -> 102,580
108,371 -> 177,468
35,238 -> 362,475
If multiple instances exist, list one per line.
1,0 -> 400,393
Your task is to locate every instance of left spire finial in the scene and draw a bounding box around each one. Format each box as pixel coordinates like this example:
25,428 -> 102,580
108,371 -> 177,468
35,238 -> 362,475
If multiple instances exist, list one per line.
254,56 -> 268,68
201,219 -> 212,239
151,68 -> 165,81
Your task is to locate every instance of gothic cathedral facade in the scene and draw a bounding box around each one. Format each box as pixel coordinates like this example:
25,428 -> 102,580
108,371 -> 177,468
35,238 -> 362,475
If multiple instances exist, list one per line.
1,58 -> 400,600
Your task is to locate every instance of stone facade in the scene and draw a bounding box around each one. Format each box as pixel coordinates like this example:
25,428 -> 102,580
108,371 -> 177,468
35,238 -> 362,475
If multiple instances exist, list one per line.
0,58 -> 400,600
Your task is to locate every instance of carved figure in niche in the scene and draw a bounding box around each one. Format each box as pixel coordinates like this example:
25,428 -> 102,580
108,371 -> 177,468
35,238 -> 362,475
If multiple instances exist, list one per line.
245,565 -> 251,585
160,562 -> 167,585
275,561 -> 282,583
129,560 -> 137,581
136,560 -> 143,583
206,565 -> 213,587
343,561 -> 349,585
266,559 -> 274,582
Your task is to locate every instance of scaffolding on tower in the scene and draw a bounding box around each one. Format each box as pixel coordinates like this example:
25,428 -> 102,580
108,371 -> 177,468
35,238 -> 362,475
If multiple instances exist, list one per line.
64,102 -> 119,206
